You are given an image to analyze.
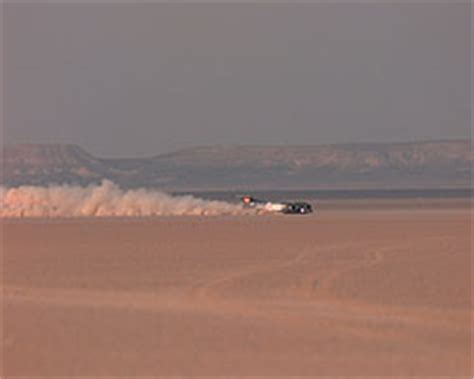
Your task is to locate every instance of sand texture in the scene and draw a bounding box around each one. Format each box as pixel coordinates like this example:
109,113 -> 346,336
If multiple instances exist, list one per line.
2,208 -> 472,375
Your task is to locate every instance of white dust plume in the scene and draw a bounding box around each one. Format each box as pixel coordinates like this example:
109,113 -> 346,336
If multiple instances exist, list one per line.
0,180 -> 250,217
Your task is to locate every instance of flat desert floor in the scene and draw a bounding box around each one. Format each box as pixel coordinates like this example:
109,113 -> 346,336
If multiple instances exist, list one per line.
2,206 -> 472,375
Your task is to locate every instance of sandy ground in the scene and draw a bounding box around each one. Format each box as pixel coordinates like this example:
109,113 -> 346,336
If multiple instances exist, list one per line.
1,206 -> 472,376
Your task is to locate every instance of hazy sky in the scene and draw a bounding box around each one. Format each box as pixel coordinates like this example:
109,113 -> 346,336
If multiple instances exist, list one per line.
4,2 -> 470,157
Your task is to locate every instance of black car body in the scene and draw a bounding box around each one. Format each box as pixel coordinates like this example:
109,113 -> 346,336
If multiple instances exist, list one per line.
241,196 -> 313,215
281,202 -> 313,214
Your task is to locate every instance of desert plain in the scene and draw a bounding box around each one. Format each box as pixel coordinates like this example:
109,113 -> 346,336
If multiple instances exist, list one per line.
1,202 -> 472,376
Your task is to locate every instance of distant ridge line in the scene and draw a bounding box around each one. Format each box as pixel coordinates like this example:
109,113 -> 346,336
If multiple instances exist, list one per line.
3,138 -> 472,160
2,140 -> 472,190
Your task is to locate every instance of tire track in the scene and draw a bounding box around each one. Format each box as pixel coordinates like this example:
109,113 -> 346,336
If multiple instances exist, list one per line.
187,241 -> 373,300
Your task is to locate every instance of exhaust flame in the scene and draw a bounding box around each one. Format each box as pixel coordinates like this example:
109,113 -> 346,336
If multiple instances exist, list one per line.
0,180 -> 249,217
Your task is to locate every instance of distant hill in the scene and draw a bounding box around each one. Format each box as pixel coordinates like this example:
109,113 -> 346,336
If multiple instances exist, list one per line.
2,141 -> 472,190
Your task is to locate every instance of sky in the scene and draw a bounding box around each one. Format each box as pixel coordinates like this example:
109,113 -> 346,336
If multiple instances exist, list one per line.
3,2 -> 471,158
